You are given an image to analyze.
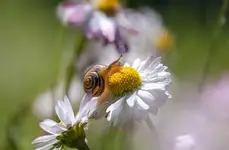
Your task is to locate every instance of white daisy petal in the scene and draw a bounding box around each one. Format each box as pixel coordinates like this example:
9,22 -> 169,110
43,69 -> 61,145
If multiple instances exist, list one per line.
55,99 -> 73,126
132,58 -> 141,69
40,119 -> 66,135
136,96 -> 149,110
137,90 -> 155,102
106,98 -> 124,114
63,96 -> 75,123
147,57 -> 162,71
138,56 -> 158,72
124,62 -> 130,67
89,97 -> 115,120
148,64 -> 165,75
34,138 -> 58,150
32,135 -> 57,144
95,12 -> 116,42
78,93 -> 92,113
75,96 -> 97,123
175,135 -> 195,150
148,89 -> 170,108
126,92 -> 136,107
57,2 -> 92,26
141,82 -> 166,90
55,104 -> 68,126
106,99 -> 124,126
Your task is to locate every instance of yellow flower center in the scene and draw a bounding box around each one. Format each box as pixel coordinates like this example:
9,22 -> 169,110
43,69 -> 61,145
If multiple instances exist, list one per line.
108,66 -> 142,97
96,0 -> 119,16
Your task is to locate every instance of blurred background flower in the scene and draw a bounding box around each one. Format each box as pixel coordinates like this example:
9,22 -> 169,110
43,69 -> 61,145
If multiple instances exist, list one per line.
175,135 -> 195,150
200,73 -> 229,120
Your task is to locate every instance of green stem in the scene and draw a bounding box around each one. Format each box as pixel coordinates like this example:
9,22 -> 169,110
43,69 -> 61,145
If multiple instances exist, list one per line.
198,0 -> 228,92
64,33 -> 87,94
50,25 -> 66,114
75,140 -> 91,150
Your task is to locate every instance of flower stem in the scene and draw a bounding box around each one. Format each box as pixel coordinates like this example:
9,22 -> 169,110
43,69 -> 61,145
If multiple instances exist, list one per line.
75,140 -> 91,150
65,33 -> 87,95
198,0 -> 228,92
50,25 -> 66,114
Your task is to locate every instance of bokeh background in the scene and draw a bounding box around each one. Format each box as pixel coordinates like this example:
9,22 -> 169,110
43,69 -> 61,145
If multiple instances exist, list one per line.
1,0 -> 229,149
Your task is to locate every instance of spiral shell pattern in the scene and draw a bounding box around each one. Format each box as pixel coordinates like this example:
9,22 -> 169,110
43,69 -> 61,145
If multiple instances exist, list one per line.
83,65 -> 105,97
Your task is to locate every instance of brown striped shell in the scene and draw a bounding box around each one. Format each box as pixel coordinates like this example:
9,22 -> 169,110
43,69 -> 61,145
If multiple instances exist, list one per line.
83,65 -> 106,97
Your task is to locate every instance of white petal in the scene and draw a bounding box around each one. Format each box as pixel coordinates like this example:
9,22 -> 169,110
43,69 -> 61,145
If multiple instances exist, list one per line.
138,56 -> 158,72
40,119 -> 66,135
55,99 -> 72,126
141,82 -> 166,90
32,135 -> 57,144
57,2 -> 92,26
75,96 -> 97,123
78,93 -> 92,113
34,138 -> 58,150
137,90 -> 155,102
89,97 -> 113,120
124,62 -> 130,67
126,93 -> 136,107
147,57 -> 162,71
136,96 -> 149,110
132,58 -> 141,69
106,98 -> 124,126
142,88 -> 169,108
175,135 -> 195,150
95,12 -> 116,42
106,98 -> 124,114
63,96 -> 75,123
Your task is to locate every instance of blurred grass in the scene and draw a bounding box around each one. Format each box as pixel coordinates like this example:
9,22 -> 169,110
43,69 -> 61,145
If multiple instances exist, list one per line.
0,0 -> 62,146
0,0 -> 229,149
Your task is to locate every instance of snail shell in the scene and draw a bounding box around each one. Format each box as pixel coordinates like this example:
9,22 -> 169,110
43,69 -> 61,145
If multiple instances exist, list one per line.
83,65 -> 106,97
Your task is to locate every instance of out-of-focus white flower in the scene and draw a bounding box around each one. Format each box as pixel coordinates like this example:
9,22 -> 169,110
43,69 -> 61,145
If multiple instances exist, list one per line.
79,56 -> 171,128
175,135 -> 195,150
33,76 -> 84,119
32,96 -> 90,150
33,90 -> 55,119
119,8 -> 174,62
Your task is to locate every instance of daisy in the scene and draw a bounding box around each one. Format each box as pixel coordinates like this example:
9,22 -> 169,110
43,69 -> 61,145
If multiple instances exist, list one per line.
32,96 -> 91,150
105,56 -> 171,127
80,55 -> 171,128
75,8 -> 174,75
56,0 -> 137,54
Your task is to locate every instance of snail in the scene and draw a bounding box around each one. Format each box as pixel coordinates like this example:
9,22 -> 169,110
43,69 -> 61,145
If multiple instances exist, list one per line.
83,65 -> 105,97
82,55 -> 123,119
83,55 -> 123,101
